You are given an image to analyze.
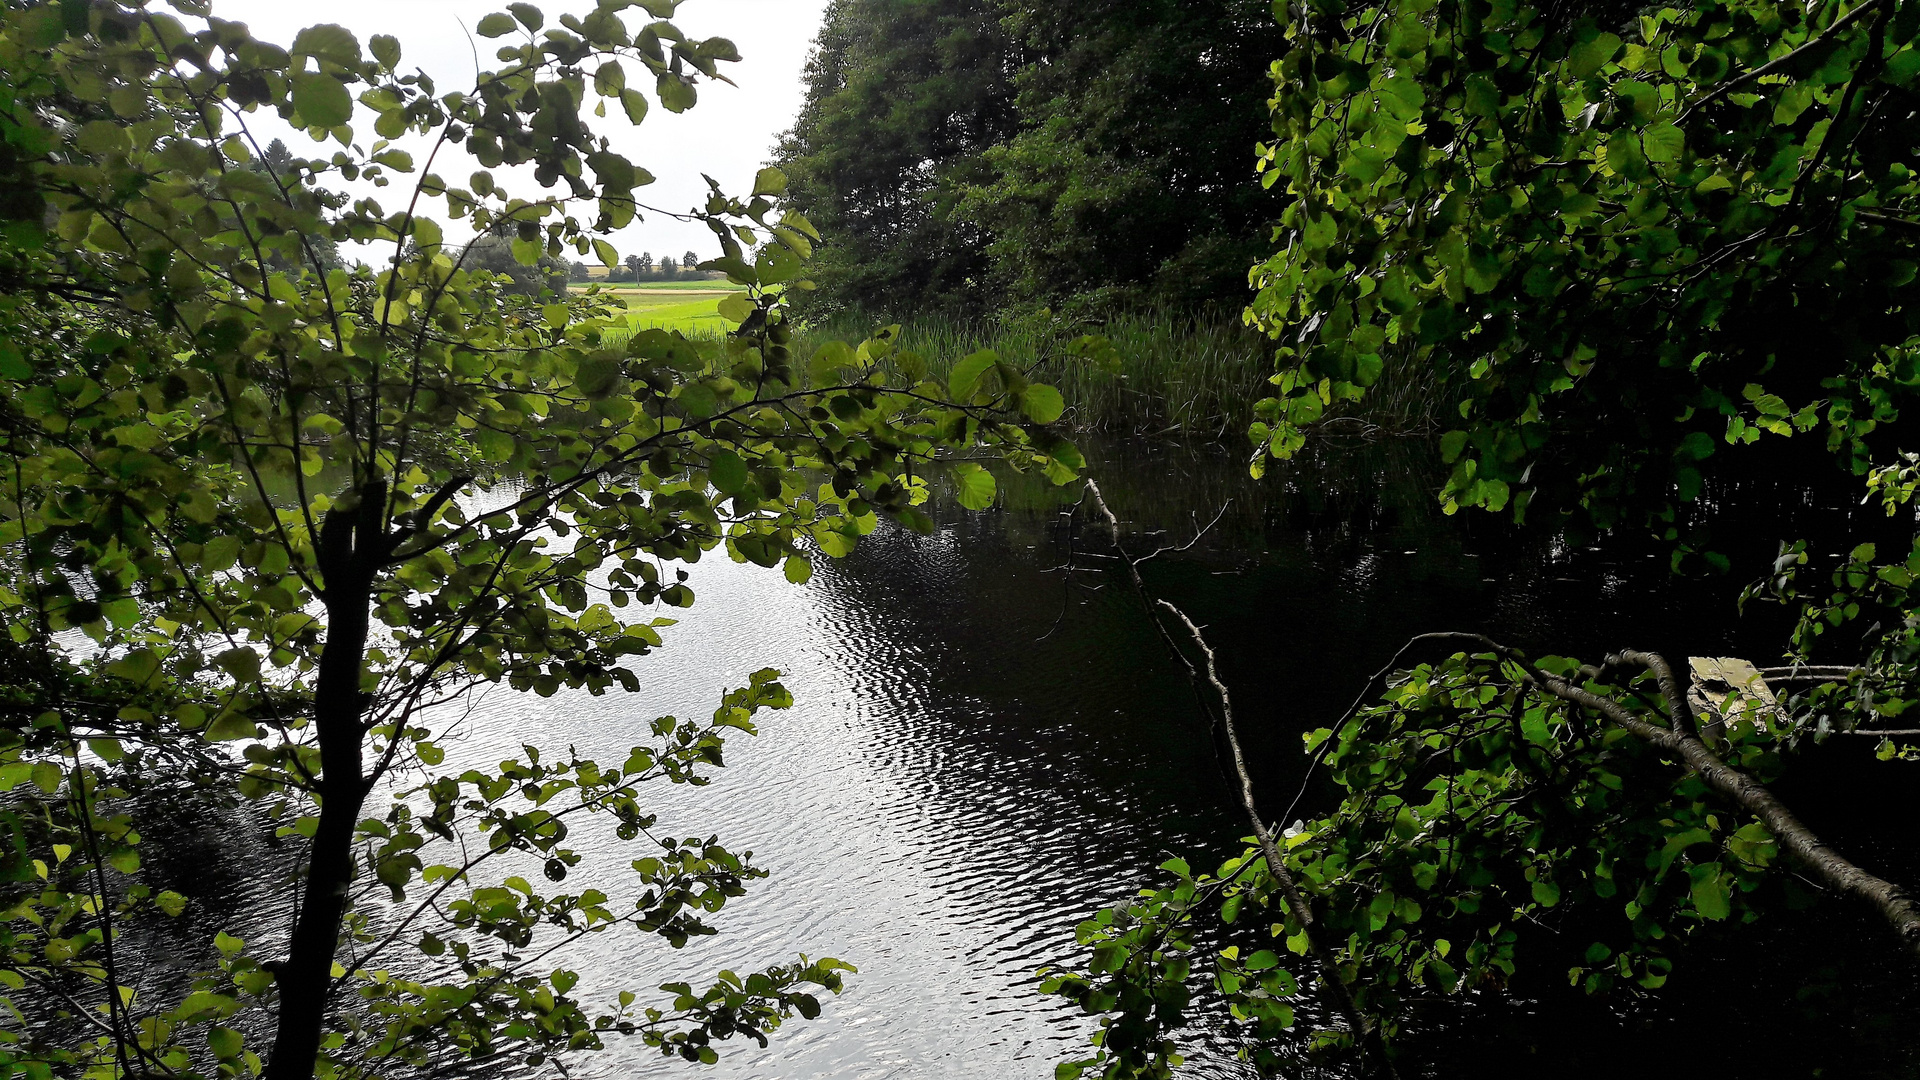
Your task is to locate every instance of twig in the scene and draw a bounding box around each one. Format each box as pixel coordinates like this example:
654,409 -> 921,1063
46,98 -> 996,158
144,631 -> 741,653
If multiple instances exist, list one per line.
1080,476 -> 1395,1075
1274,631 -> 1496,828
1155,601 -> 1395,1075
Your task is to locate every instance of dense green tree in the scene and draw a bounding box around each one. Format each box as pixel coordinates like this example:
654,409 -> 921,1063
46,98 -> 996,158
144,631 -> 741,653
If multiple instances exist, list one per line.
772,0 -> 1017,318
0,3 -> 1076,1079
461,220 -> 571,297
243,138 -> 346,275
1047,0 -> 1920,1073
955,0 -> 1287,314
776,0 -> 1287,319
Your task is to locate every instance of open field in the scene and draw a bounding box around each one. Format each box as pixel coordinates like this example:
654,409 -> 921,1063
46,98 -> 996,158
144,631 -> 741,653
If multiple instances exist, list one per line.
579,283 -> 744,338
573,277 -> 733,293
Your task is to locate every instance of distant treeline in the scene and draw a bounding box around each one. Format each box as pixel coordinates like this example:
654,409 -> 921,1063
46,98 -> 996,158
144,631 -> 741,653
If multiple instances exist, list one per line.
566,251 -> 712,283
775,0 -> 1285,320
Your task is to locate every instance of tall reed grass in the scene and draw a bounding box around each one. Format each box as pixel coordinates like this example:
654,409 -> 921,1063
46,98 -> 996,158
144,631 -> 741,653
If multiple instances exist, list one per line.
793,309 -> 1449,441
594,303 -> 1448,441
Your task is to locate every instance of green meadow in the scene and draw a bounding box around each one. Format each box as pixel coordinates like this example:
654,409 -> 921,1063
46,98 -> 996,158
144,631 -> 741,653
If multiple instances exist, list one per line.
578,281 -> 743,339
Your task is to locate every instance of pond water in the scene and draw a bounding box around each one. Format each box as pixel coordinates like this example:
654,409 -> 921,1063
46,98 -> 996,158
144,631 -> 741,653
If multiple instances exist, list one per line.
408,435 -> 1915,1079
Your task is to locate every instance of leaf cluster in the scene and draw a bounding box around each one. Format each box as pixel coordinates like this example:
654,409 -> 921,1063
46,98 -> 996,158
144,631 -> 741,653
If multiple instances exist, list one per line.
0,2 -> 1075,1077
1250,0 -> 1920,534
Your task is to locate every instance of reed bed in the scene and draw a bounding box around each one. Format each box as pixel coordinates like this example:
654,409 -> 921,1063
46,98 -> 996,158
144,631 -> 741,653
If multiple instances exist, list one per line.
789,309 -> 1264,438
794,309 -> 1450,440
593,304 -> 1450,441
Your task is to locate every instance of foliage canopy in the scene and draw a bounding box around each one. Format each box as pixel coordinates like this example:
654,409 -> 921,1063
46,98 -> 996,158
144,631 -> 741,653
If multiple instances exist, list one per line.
0,2 -> 1075,1078
775,0 -> 1287,319
1047,0 -> 1920,1073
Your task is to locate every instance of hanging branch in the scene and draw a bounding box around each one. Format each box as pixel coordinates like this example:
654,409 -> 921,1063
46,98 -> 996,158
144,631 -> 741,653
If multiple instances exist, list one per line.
1678,0 -> 1888,121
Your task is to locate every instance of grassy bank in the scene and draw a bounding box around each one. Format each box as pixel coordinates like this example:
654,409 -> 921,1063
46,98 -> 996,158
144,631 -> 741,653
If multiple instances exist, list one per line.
796,310 -> 1448,440
793,310 -> 1273,438
587,296 -> 1447,440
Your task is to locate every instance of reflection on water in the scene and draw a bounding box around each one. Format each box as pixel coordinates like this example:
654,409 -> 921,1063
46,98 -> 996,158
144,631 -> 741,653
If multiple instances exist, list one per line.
415,436 -> 1914,1077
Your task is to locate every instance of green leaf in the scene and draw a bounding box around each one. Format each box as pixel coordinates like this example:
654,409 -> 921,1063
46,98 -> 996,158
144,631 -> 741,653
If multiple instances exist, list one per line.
291,24 -> 361,67
290,73 -> 353,128
717,295 -> 755,324
31,762 -> 62,794
206,711 -> 257,742
101,597 -> 140,629
810,340 -> 856,381
1691,866 -> 1732,920
1643,122 -> 1685,164
949,350 -> 997,402
1604,130 -> 1647,179
953,463 -> 995,510
476,426 -> 515,463
215,647 -> 261,686
621,89 -> 650,125
658,74 -> 697,113
0,342 -> 28,380
1021,383 -> 1065,424
708,449 -> 749,496
677,382 -> 718,418
369,33 -> 401,70
475,12 -> 519,37
1568,31 -> 1622,78
208,1028 -> 243,1060
203,535 -> 241,572
1284,392 -> 1323,426
595,61 -> 627,96
752,166 -> 789,197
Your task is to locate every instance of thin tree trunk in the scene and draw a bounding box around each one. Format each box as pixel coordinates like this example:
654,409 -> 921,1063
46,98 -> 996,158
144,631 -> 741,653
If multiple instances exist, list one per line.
264,481 -> 386,1080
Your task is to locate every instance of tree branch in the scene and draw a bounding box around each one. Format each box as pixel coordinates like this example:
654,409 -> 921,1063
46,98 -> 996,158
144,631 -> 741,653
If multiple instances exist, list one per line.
1680,0 -> 1887,121
1154,600 -> 1396,1076
1438,634 -> 1920,954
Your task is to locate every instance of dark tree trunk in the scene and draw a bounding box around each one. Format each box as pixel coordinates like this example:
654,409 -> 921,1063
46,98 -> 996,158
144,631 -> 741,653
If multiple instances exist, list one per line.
264,480 -> 387,1080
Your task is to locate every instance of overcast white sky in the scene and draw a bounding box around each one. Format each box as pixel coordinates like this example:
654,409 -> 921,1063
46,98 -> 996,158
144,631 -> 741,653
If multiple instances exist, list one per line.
217,0 -> 831,262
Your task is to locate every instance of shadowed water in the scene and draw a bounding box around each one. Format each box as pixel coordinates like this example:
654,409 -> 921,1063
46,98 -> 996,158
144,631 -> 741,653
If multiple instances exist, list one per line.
133,435 -> 1916,1078
415,434 -> 1917,1079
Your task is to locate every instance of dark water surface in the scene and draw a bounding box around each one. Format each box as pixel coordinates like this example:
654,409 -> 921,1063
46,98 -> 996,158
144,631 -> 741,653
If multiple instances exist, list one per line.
427,436 -> 1917,1079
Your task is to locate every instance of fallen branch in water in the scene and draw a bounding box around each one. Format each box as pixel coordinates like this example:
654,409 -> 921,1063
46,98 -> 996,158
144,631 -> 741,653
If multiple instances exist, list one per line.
1081,478 -> 1399,1077
1154,599 -> 1396,1076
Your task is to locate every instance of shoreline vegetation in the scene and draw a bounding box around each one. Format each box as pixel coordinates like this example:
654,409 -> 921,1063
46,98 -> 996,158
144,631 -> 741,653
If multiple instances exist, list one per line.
592,294 -> 1450,442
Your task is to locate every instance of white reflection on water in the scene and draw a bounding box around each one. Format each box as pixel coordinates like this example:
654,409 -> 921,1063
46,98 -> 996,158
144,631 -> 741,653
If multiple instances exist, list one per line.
438,532 -> 1248,1080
